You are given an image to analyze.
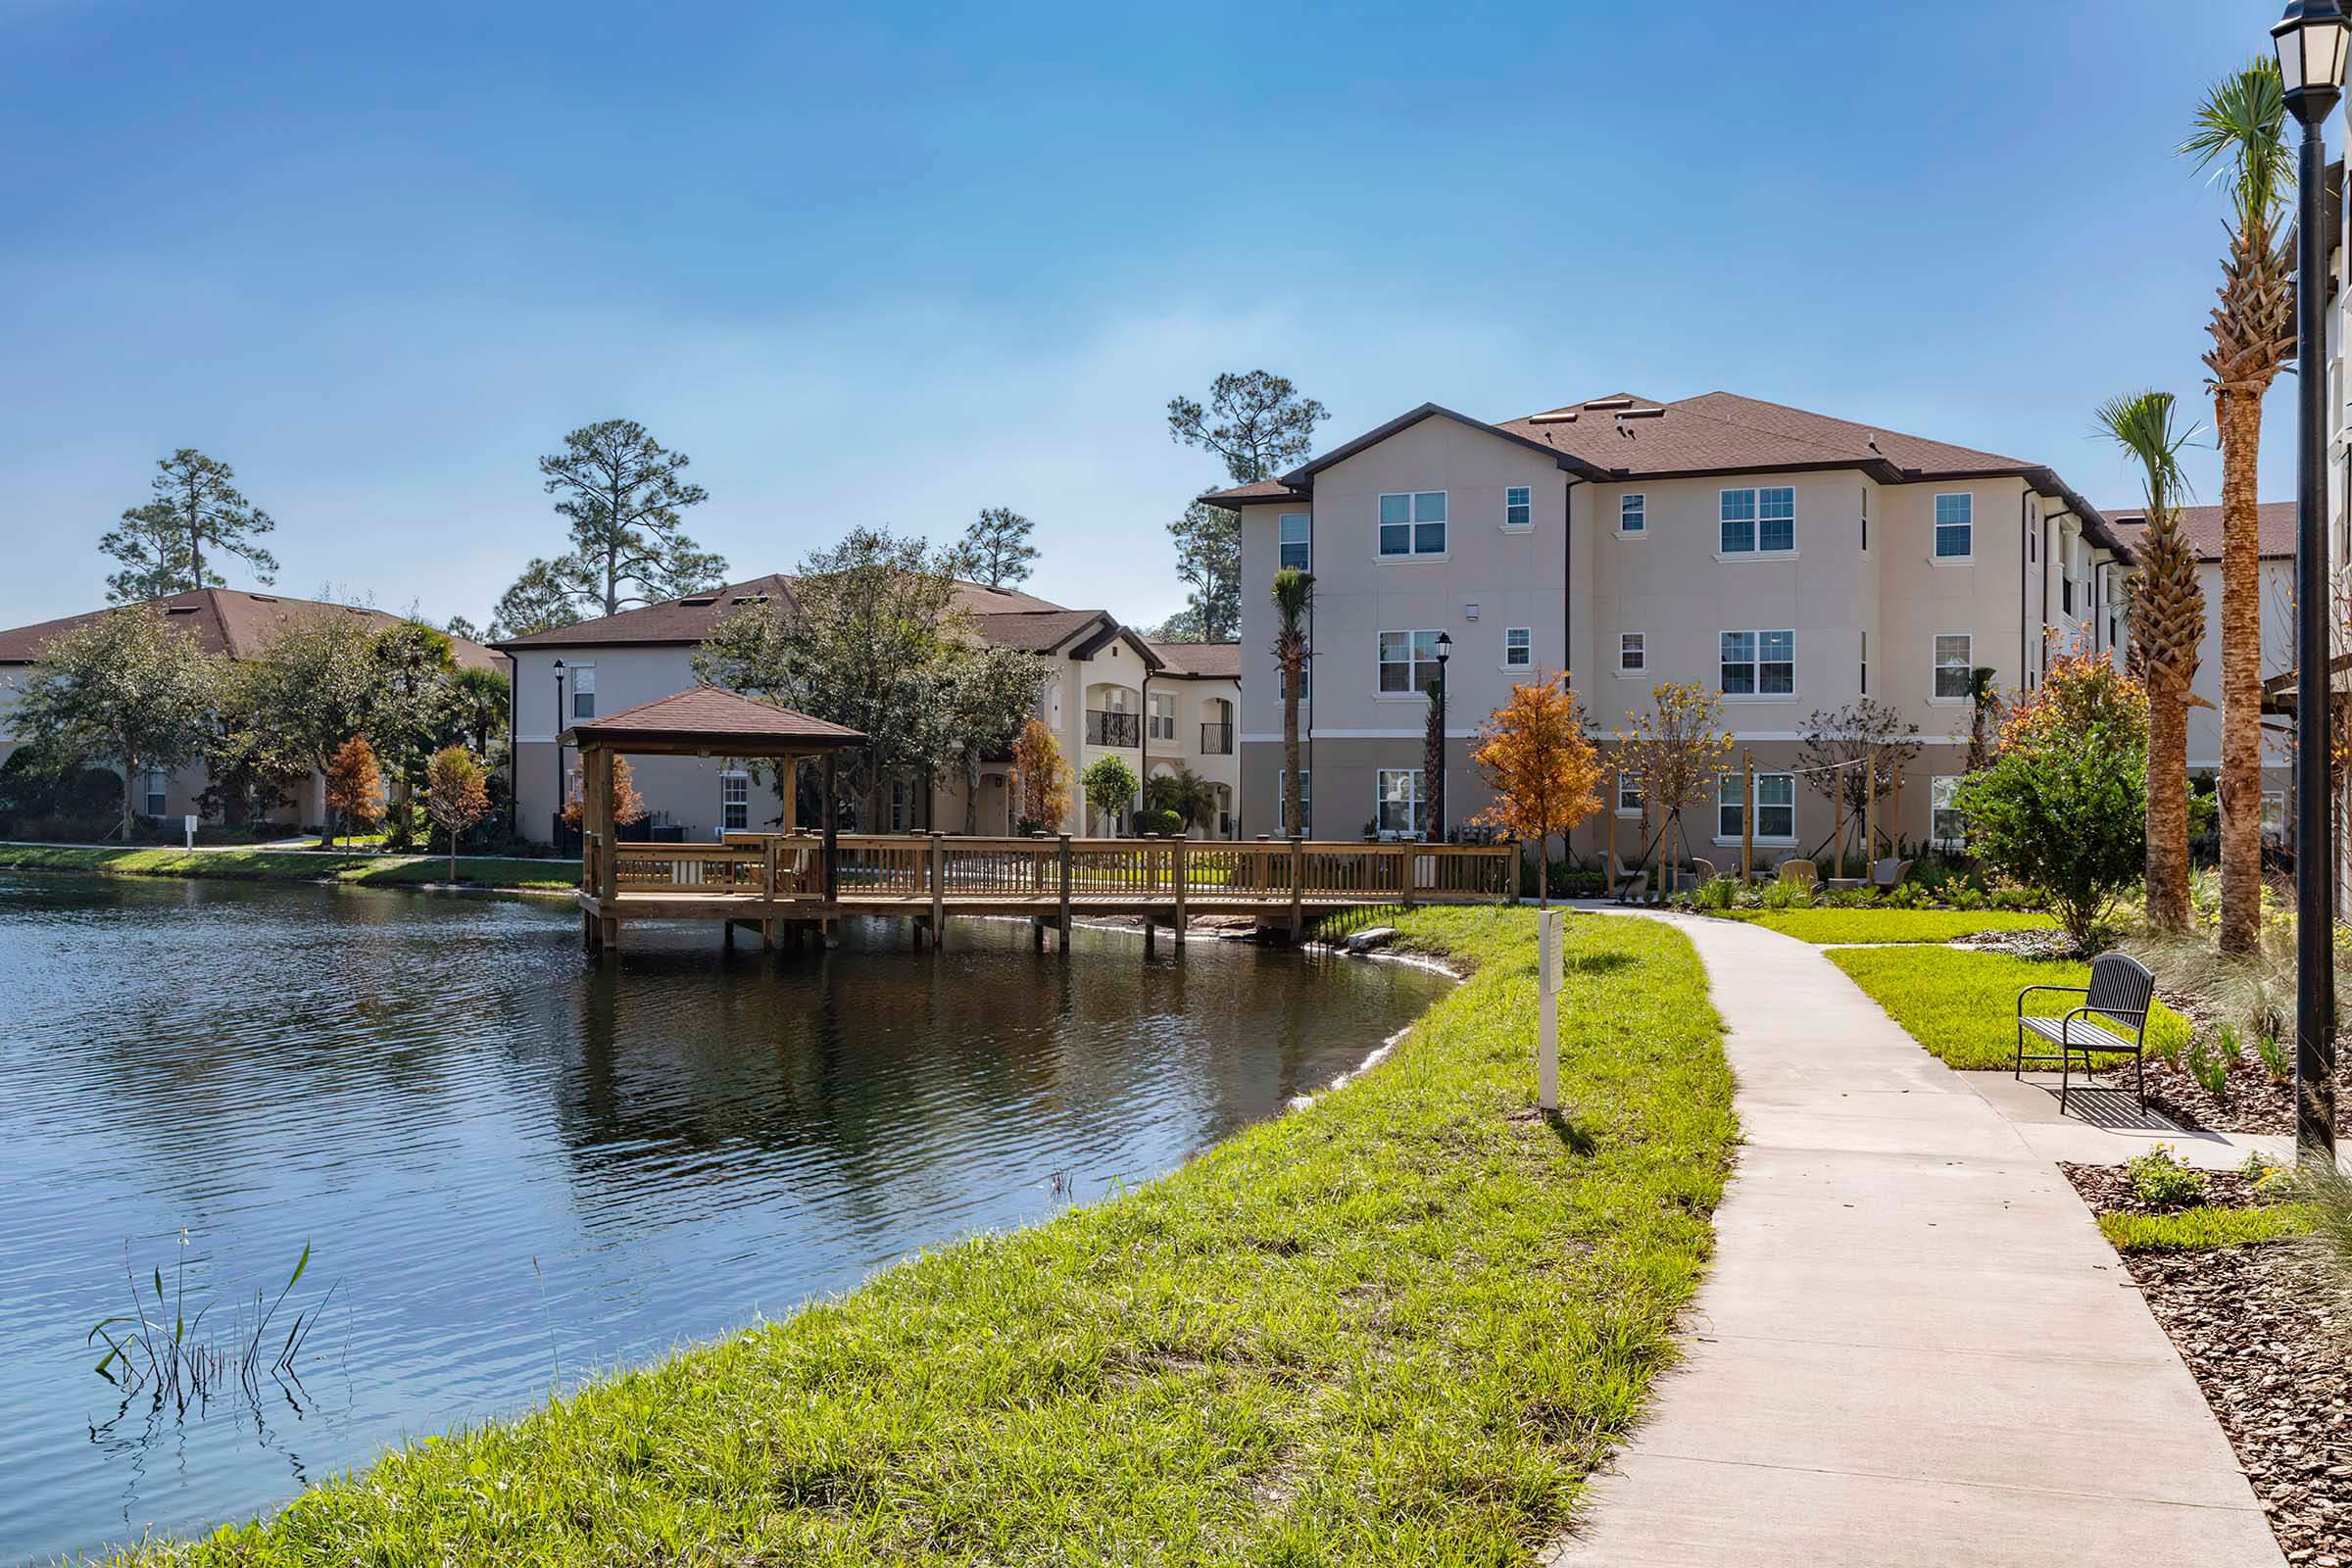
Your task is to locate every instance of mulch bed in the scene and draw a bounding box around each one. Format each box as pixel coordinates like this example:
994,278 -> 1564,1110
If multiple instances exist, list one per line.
1950,927 -> 2078,958
2063,1164 -> 2352,1563
2061,1160 -> 2272,1216
2084,1055 -> 2349,1138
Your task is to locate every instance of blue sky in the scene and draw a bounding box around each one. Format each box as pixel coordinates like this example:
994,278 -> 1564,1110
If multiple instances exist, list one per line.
0,0 -> 2321,635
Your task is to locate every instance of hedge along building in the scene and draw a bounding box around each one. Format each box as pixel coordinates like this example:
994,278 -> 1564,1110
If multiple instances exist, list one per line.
499,575 -> 1243,844
0,588 -> 507,831
1216,391 -> 2131,868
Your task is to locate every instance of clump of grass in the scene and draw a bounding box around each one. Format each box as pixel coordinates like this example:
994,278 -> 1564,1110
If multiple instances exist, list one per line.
2124,1144 -> 2208,1210
2185,1030 -> 2235,1102
95,907 -> 1735,1565
2292,1159 -> 2352,1310
89,1237 -> 333,1414
2098,1203 -> 2313,1253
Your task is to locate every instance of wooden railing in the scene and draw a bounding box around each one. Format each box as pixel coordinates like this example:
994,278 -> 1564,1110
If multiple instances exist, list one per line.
598,834 -> 1518,909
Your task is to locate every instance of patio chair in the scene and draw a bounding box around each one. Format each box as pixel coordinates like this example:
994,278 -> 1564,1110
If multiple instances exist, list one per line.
1870,857 -> 1913,896
2015,953 -> 2155,1115
1607,850 -> 1647,904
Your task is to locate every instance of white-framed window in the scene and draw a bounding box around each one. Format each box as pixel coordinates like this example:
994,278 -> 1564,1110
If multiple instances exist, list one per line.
1503,486 -> 1533,530
1276,769 -> 1310,836
1935,493 -> 1974,559
1619,493 -> 1646,535
1617,771 -> 1644,815
1721,486 -> 1795,555
1718,772 -> 1795,842
1378,491 -> 1446,557
1933,634 -> 1973,700
1503,627 -> 1532,668
1860,630 -> 1870,695
1932,775 -> 1966,849
721,771 -> 750,832
1149,692 -> 1177,742
1278,513 -> 1311,572
1860,487 -> 1870,553
1376,768 -> 1427,839
889,777 -> 914,832
570,663 -> 597,719
1720,629 -> 1794,696
1278,660 -> 1311,703
1377,629 -> 1446,695
144,767 -> 169,818
1619,632 -> 1646,673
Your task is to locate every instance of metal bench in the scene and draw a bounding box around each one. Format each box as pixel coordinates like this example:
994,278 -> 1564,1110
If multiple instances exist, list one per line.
2015,953 -> 2155,1115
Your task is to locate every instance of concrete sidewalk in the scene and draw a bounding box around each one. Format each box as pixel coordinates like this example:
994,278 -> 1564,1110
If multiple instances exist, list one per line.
1548,911 -> 2281,1568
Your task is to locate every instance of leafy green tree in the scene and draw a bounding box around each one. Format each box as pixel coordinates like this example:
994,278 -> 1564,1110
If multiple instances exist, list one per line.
1080,753 -> 1140,836
102,449 -> 278,602
369,619 -> 460,847
10,604 -> 218,838
1163,371 -> 1328,645
930,642 -> 1050,834
695,526 -> 965,827
240,603 -> 385,817
1957,657 -> 2149,951
449,664 -> 512,765
487,558 -> 588,641
948,507 -> 1039,590
538,418 -> 726,617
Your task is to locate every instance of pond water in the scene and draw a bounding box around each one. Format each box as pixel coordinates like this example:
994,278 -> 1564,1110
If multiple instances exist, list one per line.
0,872 -> 1449,1565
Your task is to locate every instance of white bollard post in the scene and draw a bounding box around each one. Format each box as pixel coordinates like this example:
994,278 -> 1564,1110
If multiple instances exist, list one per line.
183,813 -> 196,852
1538,906 -> 1563,1112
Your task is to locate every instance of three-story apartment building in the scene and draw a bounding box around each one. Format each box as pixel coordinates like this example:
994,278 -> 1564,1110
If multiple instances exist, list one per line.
1220,391 -> 2128,867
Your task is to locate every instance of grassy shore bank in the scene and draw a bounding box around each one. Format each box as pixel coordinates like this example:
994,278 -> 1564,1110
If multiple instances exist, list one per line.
0,842 -> 578,893
104,906 -> 1735,1565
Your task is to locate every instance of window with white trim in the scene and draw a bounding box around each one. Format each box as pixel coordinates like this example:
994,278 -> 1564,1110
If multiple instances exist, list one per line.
1932,775 -> 1966,849
1503,486 -> 1532,529
1378,491 -> 1446,557
721,771 -> 750,832
570,663 -> 597,719
1860,487 -> 1870,552
1933,634 -> 1973,700
1721,487 -> 1795,555
1376,768 -> 1426,839
1617,772 -> 1644,814
1718,772 -> 1795,841
1935,493 -> 1973,559
1277,769 -> 1310,835
1503,627 -> 1532,668
1149,692 -> 1177,742
1377,629 -> 1446,694
1720,629 -> 1794,696
1279,660 -> 1311,702
1620,493 -> 1645,534
1860,630 -> 1869,695
1619,632 -> 1645,673
144,767 -> 169,818
1278,513 -> 1311,572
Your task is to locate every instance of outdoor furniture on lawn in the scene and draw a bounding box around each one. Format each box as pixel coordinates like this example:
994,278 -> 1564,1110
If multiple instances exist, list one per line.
1608,850 -> 1647,904
2015,953 -> 2156,1116
1779,858 -> 1817,890
1870,857 -> 1913,896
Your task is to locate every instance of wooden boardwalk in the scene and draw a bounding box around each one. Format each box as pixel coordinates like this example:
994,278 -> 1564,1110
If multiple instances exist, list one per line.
576,833 -> 1517,953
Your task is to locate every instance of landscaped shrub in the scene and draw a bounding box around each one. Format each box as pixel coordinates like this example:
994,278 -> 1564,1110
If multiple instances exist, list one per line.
2185,1029 -> 2235,1102
2126,1144 -> 2208,1210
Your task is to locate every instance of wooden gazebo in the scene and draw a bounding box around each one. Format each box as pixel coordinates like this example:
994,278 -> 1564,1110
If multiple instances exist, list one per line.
562,686 -> 866,953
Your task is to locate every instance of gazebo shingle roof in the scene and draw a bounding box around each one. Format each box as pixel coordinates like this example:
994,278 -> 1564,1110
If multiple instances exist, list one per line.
561,686 -> 865,752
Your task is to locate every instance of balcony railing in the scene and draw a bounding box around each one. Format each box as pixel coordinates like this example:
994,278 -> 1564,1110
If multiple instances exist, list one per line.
1086,709 -> 1141,748
1200,721 -> 1234,755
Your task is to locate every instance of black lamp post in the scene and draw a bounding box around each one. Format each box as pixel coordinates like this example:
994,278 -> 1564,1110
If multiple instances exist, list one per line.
553,660 -> 567,846
1432,631 -> 1452,843
2278,0 -> 2348,1163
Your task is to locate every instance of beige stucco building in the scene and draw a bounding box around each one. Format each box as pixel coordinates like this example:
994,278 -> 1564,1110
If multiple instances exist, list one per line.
1219,392 -> 2130,869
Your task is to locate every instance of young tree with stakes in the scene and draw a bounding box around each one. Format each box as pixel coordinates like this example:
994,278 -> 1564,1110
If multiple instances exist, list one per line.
1080,753 -> 1140,837
1472,672 -> 1602,907
1617,682 -> 1736,885
2100,389 -> 2207,933
102,449 -> 279,603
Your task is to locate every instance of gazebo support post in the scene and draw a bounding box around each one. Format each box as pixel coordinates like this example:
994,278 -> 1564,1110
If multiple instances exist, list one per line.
821,752 -> 839,947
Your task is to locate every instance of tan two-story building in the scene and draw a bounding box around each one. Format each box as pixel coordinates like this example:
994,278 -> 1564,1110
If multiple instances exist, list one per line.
1217,391 -> 2128,868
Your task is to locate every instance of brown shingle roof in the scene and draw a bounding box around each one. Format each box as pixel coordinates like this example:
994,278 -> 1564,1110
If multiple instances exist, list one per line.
1490,390 -> 2035,480
1199,478 -> 1311,506
561,686 -> 865,750
2104,503 -> 2296,563
0,589 -> 506,673
497,575 -> 1089,652
1146,640 -> 1241,678
971,609 -> 1107,652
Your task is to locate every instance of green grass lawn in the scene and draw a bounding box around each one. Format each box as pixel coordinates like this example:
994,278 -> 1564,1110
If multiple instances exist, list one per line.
2096,1203 -> 2314,1254
1726,907 -> 2056,945
103,907 -> 1734,1565
1826,946 -> 2191,1070
0,843 -> 579,893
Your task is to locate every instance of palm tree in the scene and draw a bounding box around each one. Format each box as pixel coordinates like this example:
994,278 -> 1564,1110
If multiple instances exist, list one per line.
2183,58 -> 2293,956
2099,390 -> 2206,933
1271,566 -> 1314,837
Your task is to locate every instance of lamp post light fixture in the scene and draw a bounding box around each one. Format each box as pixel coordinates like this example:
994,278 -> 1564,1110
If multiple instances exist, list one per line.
1432,631 -> 1452,843
2277,0 -> 2347,1163
554,660 -> 567,847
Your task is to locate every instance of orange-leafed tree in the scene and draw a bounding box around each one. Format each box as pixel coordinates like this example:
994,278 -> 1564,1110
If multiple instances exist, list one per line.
425,745 -> 492,881
1473,671 -> 1603,906
1009,717 -> 1071,834
561,756 -> 647,831
323,735 -> 383,849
